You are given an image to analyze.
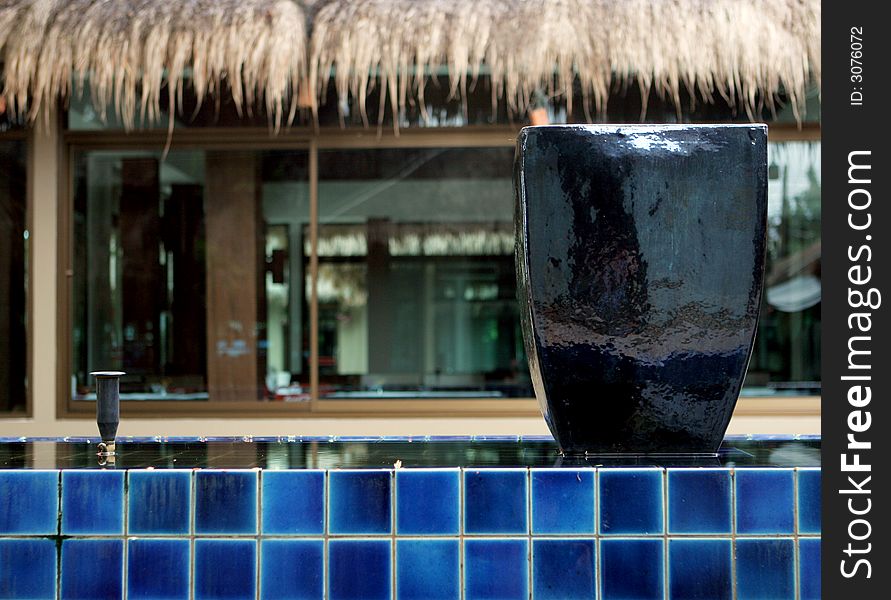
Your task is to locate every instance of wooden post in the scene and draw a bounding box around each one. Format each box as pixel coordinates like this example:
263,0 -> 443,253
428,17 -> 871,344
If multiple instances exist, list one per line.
205,152 -> 260,401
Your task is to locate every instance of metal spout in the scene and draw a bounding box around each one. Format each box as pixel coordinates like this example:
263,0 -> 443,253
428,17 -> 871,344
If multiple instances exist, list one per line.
91,371 -> 124,454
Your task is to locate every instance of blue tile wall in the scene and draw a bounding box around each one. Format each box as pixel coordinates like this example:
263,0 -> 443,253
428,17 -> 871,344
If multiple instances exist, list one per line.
601,538 -> 663,600
62,470 -> 124,535
260,539 -> 324,600
600,468 -> 663,535
735,538 -> 795,600
669,538 -> 732,600
128,538 -> 190,600
194,539 -> 257,600
329,470 -> 392,535
262,470 -> 325,535
735,468 -> 794,534
531,469 -> 596,534
0,471 -> 58,535
61,470 -> 125,535
0,465 -> 821,599
465,539 -> 528,600
464,469 -> 527,534
397,469 -> 459,535
129,469 -> 191,535
532,539 -> 596,600
397,539 -> 460,600
798,468 -> 821,534
61,538 -> 124,600
0,538 -> 56,599
195,470 -> 258,534
799,538 -> 821,600
668,468 -> 732,534
329,539 -> 391,600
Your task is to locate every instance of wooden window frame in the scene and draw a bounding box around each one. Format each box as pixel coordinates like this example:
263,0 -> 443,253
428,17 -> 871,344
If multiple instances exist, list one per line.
56,123 -> 821,419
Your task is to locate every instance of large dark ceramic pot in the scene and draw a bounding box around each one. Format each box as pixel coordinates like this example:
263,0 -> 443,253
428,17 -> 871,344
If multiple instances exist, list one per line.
515,125 -> 767,453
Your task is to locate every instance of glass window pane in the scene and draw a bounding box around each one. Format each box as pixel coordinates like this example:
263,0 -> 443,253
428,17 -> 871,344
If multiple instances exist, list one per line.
316,147 -> 532,399
745,141 -> 821,394
261,151 -> 311,401
72,149 -> 309,402
0,140 -> 27,412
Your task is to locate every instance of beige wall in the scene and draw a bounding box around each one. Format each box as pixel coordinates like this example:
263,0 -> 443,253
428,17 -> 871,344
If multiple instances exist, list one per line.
0,117 -> 821,439
1,412 -> 820,438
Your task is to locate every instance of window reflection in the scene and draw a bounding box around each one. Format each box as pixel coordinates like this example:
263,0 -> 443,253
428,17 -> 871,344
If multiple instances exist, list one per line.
746,141 -> 821,393
72,150 -> 310,402
316,148 -> 532,398
68,140 -> 820,404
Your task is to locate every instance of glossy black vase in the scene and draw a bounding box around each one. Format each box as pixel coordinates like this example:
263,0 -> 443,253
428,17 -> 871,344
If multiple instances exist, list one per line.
515,125 -> 767,453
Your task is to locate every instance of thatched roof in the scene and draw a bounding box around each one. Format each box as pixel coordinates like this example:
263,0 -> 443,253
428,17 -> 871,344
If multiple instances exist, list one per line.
0,0 -> 307,129
312,0 -> 821,125
1,0 -> 820,129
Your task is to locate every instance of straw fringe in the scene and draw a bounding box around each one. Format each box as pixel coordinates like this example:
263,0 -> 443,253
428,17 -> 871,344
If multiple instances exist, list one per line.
1,0 -> 819,128
0,0 -> 306,130
311,0 -> 820,124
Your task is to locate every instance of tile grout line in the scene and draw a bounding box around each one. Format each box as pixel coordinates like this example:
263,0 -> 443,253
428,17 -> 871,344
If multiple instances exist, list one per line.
793,468 -> 801,600
190,469 -> 196,600
56,470 -> 61,600
459,468 -> 465,600
256,469 -> 262,600
595,468 -> 602,600
662,469 -> 669,600
731,468 -> 737,600
123,471 -> 128,600
324,469 -> 330,600
526,467 -> 532,600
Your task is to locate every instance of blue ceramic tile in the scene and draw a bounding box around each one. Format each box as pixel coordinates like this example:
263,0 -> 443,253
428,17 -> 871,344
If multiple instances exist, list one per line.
0,471 -> 58,534
0,538 -> 56,599
397,469 -> 459,535
261,539 -> 324,600
128,538 -> 190,600
464,469 -> 528,534
798,468 -> 821,534
531,469 -> 595,534
195,470 -> 258,534
735,538 -> 795,600
128,470 -> 191,534
61,470 -> 125,534
194,539 -> 257,600
799,538 -> 821,600
262,470 -> 325,534
735,469 -> 794,534
397,539 -> 460,600
329,470 -> 391,535
61,539 -> 123,600
601,538 -> 663,600
464,539 -> 528,600
667,469 -> 731,534
668,539 -> 732,600
532,539 -> 596,600
600,469 -> 663,535
328,539 -> 391,600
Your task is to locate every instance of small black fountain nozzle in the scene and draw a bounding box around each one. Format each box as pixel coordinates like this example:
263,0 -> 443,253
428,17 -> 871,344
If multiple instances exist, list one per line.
91,371 -> 125,455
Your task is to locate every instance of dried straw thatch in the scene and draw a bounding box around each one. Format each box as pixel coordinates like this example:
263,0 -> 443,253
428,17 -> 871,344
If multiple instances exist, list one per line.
311,0 -> 820,125
1,0 -> 819,130
0,0 -> 307,130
